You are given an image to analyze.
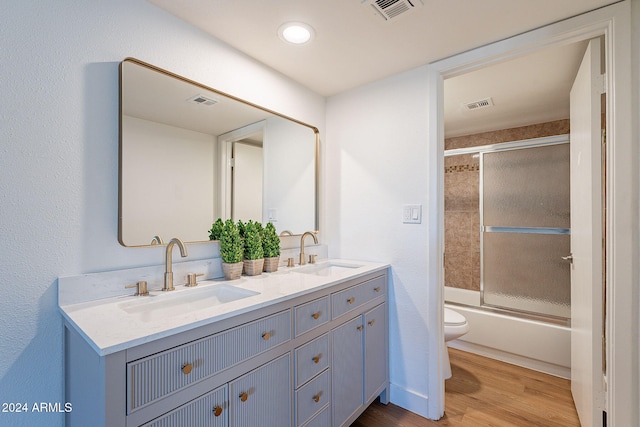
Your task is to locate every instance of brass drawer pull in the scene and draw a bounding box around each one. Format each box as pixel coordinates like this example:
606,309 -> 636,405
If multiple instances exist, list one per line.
356,325 -> 363,331
312,354 -> 322,364
347,297 -> 355,304
239,392 -> 248,402
313,393 -> 322,403
181,363 -> 193,375
374,286 -> 381,292
368,319 -> 375,326
311,311 -> 321,320
262,332 -> 271,341
213,406 -> 223,417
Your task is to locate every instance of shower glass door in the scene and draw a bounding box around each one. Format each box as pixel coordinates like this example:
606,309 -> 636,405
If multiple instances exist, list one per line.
481,143 -> 571,319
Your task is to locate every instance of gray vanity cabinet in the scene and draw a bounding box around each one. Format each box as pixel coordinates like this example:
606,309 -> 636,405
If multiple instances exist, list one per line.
63,268 -> 388,427
331,304 -> 388,427
330,275 -> 389,427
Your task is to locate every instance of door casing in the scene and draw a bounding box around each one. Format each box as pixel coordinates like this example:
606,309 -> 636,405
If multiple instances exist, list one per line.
427,2 -> 635,424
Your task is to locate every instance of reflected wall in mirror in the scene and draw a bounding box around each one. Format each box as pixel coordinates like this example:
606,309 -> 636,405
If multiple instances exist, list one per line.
119,58 -> 319,247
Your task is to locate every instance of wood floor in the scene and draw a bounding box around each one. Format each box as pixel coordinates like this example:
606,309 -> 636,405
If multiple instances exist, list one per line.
352,348 -> 581,427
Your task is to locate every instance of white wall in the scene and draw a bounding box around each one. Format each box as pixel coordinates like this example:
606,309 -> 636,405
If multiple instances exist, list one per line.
265,116 -> 316,234
326,67 -> 436,417
0,1 -> 324,425
327,2 -> 640,422
122,116 -> 215,246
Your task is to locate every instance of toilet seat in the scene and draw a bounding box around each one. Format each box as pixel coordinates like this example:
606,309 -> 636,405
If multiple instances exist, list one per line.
444,307 -> 467,326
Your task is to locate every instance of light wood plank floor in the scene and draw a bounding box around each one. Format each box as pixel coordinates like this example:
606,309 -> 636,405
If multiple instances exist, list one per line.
352,348 -> 581,427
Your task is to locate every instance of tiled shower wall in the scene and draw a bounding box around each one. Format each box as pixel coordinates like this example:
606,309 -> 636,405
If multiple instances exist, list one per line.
444,119 -> 570,291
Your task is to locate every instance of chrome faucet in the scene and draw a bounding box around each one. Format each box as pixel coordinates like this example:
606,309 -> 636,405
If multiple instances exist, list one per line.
299,231 -> 318,265
163,238 -> 188,291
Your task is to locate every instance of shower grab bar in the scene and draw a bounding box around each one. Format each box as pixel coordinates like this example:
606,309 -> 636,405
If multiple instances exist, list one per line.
482,226 -> 570,235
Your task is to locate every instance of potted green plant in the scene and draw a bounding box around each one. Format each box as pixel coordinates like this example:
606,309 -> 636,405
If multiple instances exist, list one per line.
208,218 -> 224,241
262,222 -> 281,272
241,220 -> 264,276
220,219 -> 243,280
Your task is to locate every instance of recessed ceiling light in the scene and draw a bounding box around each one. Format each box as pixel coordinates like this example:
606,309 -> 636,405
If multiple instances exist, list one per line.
278,22 -> 315,45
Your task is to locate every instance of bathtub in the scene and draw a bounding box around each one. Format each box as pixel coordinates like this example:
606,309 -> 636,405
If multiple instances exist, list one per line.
445,287 -> 571,378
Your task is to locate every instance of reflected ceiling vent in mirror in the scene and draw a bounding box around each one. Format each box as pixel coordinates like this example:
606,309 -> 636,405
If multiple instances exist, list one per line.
187,94 -> 218,107
463,97 -> 494,111
362,0 -> 424,23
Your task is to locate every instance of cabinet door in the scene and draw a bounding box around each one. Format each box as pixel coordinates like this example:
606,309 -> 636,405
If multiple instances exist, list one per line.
331,316 -> 364,427
229,353 -> 291,427
141,384 -> 227,427
365,303 -> 387,402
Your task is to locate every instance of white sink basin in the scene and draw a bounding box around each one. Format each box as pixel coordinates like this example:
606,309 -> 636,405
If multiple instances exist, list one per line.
295,262 -> 363,276
118,284 -> 259,322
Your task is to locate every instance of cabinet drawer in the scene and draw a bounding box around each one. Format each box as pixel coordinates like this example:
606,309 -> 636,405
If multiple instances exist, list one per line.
301,405 -> 330,427
141,384 -> 227,427
331,276 -> 386,319
295,333 -> 329,387
295,296 -> 329,337
295,370 -> 330,427
127,310 -> 291,413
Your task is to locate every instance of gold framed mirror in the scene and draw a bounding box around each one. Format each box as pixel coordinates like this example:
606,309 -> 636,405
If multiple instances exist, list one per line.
119,58 -> 319,247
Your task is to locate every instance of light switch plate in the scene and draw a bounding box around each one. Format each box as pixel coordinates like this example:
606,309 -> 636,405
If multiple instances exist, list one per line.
402,204 -> 422,224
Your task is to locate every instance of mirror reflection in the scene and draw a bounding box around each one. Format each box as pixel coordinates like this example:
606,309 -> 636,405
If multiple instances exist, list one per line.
119,58 -> 318,247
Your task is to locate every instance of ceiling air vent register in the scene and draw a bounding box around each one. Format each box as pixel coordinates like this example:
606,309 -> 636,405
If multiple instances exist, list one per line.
463,97 -> 494,111
363,0 -> 424,22
187,94 -> 218,107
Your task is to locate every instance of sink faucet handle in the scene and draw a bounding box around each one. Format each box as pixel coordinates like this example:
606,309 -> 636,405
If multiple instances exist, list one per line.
185,273 -> 204,287
125,281 -> 149,296
308,254 -> 317,264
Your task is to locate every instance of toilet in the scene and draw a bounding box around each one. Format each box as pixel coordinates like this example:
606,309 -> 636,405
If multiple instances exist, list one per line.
443,307 -> 470,379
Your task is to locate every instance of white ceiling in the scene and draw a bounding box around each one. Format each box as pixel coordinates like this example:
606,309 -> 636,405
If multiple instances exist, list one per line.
147,0 -> 616,136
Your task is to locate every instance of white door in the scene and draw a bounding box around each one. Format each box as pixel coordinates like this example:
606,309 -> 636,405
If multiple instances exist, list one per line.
232,141 -> 263,222
569,38 -> 605,427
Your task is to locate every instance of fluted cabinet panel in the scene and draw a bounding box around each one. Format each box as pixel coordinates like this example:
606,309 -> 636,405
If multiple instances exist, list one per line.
331,316 -> 364,427
141,385 -> 227,427
216,310 -> 291,370
128,309 -> 291,412
365,304 -> 387,402
295,369 -> 330,426
301,406 -> 330,427
331,276 -> 386,319
229,353 -> 291,427
295,333 -> 329,388
295,297 -> 329,337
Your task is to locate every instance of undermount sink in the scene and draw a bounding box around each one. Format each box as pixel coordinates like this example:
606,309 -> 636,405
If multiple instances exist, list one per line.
118,284 -> 259,322
295,262 -> 363,276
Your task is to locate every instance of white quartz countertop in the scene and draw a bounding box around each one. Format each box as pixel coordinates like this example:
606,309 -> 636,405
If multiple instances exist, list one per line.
59,259 -> 388,356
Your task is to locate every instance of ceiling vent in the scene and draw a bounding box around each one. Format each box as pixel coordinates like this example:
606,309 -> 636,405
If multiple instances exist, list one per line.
187,94 -> 218,107
363,0 -> 424,22
463,97 -> 494,111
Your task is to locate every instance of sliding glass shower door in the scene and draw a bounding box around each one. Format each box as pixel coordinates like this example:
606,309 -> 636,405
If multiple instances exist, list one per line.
481,143 -> 571,319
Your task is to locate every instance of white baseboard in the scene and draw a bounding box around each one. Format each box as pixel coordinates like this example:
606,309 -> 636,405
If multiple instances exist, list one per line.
389,382 -> 434,420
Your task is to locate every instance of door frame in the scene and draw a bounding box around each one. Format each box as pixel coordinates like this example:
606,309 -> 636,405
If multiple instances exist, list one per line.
426,2 -> 635,424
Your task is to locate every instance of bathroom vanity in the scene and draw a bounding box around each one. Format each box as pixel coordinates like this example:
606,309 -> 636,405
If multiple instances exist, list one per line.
60,260 -> 389,427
